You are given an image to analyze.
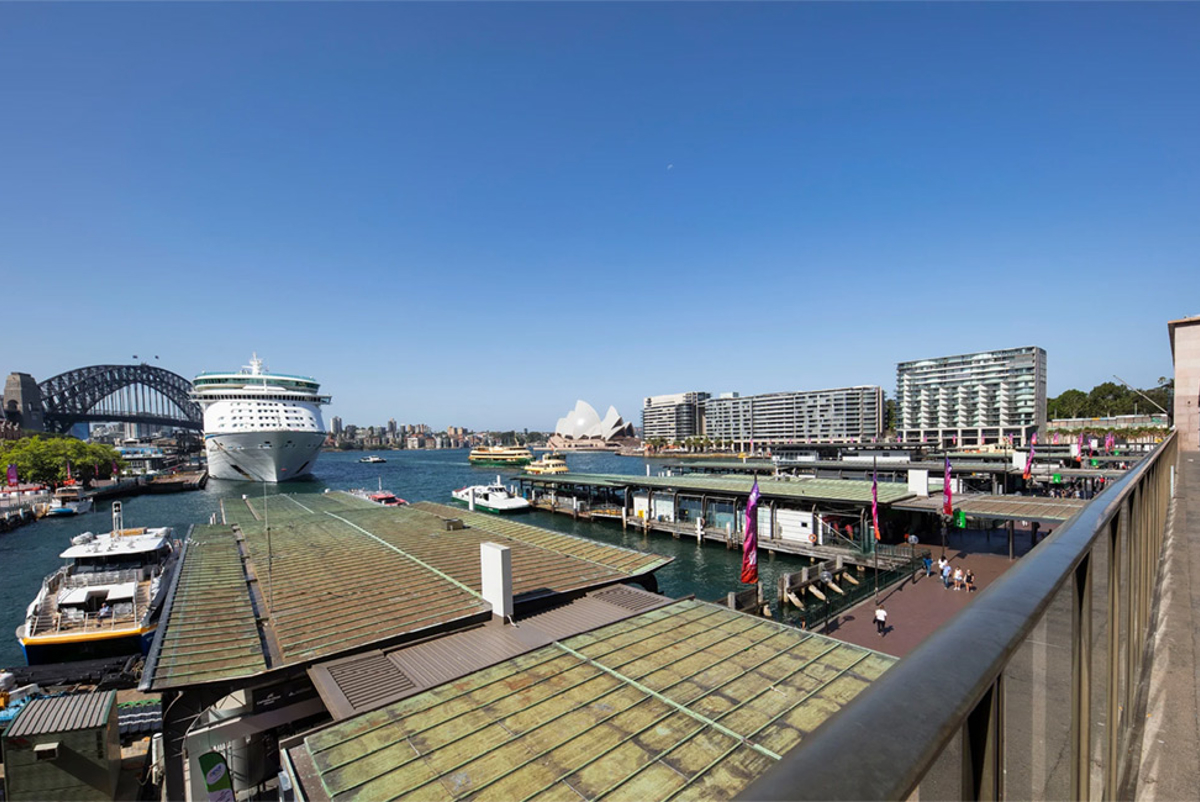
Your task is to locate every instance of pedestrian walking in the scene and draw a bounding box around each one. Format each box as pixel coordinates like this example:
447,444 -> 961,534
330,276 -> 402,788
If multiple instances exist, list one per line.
953,567 -> 963,590
942,561 -> 952,589
965,568 -> 976,593
923,555 -> 933,577
874,604 -> 888,636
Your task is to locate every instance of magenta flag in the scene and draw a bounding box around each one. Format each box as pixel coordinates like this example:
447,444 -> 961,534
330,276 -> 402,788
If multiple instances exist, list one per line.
6,464 -> 16,487
872,470 -> 880,541
1023,438 -> 1036,481
111,460 -> 119,477
741,480 -> 760,584
943,457 -> 953,516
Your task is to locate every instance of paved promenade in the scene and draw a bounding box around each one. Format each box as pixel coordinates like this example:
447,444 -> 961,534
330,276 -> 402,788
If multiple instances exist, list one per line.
1136,451 -> 1200,800
819,526 -> 1038,657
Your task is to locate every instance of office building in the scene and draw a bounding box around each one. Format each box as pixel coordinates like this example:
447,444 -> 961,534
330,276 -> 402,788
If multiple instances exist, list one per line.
642,392 -> 710,442
703,386 -> 883,446
896,345 -> 1046,446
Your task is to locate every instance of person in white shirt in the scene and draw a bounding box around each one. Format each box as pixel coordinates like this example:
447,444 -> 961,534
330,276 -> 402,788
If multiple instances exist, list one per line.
874,604 -> 888,636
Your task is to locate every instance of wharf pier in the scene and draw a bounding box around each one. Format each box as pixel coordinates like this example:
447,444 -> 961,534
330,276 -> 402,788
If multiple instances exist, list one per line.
517,470 -> 1100,568
517,471 -> 919,569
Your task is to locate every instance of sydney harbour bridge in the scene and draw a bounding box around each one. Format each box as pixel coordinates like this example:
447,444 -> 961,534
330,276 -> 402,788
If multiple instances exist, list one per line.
3,362 -> 202,435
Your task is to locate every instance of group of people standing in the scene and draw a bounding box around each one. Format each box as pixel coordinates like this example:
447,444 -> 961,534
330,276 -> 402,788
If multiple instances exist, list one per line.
923,554 -> 975,592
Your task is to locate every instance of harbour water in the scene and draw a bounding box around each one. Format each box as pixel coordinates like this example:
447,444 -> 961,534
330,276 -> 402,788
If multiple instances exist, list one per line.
0,449 -> 816,670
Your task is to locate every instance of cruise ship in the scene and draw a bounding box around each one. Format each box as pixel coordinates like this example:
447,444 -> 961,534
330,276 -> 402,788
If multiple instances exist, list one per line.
194,355 -> 330,483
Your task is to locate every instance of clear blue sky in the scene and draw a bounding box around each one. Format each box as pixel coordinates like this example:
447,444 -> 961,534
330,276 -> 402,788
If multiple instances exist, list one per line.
3,3 -> 1196,430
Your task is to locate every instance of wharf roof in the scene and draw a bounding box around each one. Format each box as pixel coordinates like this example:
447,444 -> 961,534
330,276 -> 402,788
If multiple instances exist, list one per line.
518,472 -> 914,505
146,492 -> 670,691
891,494 -> 1089,523
309,584 -> 676,721
4,691 -> 116,737
663,455 -> 1127,478
287,598 -> 896,802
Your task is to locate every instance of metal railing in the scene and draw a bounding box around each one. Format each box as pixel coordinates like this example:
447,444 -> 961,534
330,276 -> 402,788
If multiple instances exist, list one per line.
740,430 -> 1178,801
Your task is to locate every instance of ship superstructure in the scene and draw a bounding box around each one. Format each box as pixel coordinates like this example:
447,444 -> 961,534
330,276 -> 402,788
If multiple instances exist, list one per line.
194,354 -> 330,483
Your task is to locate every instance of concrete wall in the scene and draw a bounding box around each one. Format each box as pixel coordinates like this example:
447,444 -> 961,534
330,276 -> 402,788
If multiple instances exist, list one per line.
1173,319 -> 1200,451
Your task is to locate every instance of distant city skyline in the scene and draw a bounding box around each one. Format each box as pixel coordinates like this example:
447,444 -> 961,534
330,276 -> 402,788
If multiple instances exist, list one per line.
2,3 -> 1194,430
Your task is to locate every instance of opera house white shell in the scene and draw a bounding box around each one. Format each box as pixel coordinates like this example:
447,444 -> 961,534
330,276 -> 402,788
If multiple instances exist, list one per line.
552,400 -> 636,444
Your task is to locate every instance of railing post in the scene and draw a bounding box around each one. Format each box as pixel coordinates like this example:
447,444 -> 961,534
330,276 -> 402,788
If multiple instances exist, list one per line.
1071,553 -> 1092,800
1105,513 -> 1121,799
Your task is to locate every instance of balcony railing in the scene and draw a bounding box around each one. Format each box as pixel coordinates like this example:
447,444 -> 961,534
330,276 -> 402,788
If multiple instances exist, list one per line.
740,430 -> 1178,801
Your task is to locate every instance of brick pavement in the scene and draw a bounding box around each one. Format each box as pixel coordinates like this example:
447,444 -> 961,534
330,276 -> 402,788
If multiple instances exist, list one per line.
817,526 -> 1040,657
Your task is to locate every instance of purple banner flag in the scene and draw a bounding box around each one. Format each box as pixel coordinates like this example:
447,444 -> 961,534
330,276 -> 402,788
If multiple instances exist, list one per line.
943,457 -> 953,516
6,464 -> 17,487
872,470 -> 880,541
741,480 -> 760,584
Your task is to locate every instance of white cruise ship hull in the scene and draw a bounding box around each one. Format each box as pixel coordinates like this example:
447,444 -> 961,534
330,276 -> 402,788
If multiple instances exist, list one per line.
206,430 -> 325,483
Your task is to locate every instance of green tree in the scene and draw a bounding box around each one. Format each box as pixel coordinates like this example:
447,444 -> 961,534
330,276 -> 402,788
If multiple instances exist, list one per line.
0,435 -> 124,487
1048,388 -> 1088,419
1088,382 -> 1133,416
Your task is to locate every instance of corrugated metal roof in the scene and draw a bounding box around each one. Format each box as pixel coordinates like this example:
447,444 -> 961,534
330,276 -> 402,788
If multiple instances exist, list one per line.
892,494 -> 1089,523
150,525 -> 268,688
148,492 -> 672,691
309,585 -> 675,720
5,691 -> 115,737
293,598 -> 896,802
519,472 -> 914,505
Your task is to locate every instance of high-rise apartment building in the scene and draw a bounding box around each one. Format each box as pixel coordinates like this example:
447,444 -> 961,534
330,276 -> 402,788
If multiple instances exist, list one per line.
896,346 -> 1047,446
703,387 -> 883,446
642,392 -> 711,442
331,416 -> 343,437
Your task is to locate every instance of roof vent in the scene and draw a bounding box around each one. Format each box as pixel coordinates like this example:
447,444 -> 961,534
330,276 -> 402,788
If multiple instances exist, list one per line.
444,518 -> 464,531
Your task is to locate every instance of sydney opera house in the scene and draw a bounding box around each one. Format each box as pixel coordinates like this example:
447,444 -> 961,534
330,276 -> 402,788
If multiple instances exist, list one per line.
548,400 -> 638,451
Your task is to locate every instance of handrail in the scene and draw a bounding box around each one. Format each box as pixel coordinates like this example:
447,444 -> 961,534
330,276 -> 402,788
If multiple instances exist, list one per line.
739,430 -> 1177,801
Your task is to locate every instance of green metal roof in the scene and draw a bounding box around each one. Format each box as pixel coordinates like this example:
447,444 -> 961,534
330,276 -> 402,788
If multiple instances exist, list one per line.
292,598 -> 896,802
518,473 -> 914,505
148,492 -> 671,690
150,524 -> 268,688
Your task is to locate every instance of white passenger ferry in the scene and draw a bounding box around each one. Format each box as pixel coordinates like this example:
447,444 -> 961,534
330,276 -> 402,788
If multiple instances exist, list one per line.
16,503 -> 179,665
194,355 -> 330,483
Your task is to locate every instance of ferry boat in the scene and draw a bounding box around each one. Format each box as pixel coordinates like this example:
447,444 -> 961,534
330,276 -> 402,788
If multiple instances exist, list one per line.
359,455 -> 387,464
15,503 -> 180,665
194,354 -> 330,483
452,478 -> 532,514
525,453 -> 569,475
43,486 -> 94,517
467,446 -> 533,466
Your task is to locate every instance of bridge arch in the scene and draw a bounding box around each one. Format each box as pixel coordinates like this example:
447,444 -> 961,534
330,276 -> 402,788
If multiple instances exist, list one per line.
38,364 -> 202,434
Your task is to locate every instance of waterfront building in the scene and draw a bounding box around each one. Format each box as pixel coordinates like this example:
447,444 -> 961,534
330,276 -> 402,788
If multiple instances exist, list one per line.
642,391 -> 710,442
330,415 -> 342,437
703,386 -> 884,448
896,345 -> 1047,447
548,399 -> 637,451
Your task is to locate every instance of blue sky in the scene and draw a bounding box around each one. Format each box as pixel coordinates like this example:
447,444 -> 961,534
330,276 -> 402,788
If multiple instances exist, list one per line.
2,3 -> 1196,430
